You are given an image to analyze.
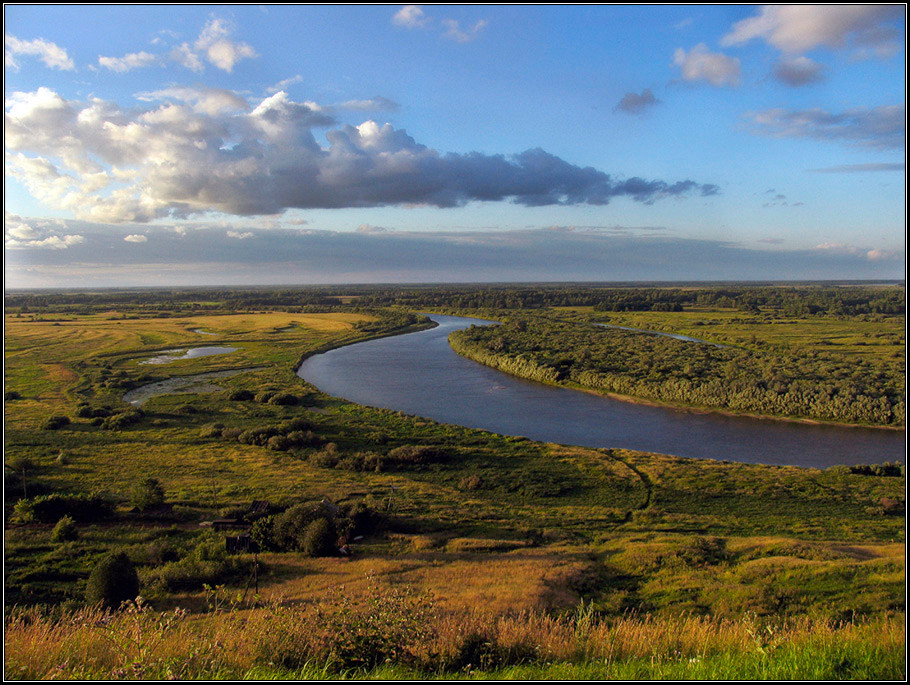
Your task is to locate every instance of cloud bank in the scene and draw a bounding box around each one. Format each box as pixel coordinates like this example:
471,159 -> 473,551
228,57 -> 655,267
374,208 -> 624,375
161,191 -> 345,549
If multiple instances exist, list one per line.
5,87 -> 718,223
5,221 -> 903,288
744,105 -> 905,150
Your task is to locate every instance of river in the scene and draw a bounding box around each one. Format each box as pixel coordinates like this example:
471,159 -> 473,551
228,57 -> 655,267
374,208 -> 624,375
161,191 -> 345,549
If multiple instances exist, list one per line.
297,314 -> 905,468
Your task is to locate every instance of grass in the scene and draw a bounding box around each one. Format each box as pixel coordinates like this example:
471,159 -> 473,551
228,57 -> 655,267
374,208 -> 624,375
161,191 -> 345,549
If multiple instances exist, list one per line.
3,298 -> 906,680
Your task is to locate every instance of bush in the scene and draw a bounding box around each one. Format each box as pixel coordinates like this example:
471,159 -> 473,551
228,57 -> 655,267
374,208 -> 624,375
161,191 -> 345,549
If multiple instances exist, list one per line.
131,478 -> 165,510
14,493 -> 114,523
85,552 -> 139,609
254,390 -> 276,403
50,515 -> 79,542
4,390 -> 22,400
100,409 -> 144,430
42,415 -> 71,430
268,393 -> 299,406
301,518 -> 336,557
227,389 -> 255,401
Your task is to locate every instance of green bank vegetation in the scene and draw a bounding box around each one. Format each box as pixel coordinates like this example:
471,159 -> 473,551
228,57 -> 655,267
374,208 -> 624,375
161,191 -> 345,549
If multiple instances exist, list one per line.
3,284 -> 906,680
449,304 -> 905,426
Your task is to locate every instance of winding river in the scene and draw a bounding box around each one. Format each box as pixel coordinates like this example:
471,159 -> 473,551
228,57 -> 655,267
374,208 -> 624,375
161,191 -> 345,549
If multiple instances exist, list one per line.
297,314 -> 905,468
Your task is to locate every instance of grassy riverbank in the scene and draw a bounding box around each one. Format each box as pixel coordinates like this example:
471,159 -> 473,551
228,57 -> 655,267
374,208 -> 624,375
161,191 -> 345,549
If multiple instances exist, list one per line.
4,287 -> 906,680
448,312 -> 905,427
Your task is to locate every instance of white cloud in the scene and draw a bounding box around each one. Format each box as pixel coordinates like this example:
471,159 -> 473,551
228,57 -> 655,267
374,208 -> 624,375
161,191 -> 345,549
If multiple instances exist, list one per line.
170,42 -> 204,72
194,17 -> 257,72
441,18 -> 488,43
124,234 -> 147,243
722,5 -> 903,58
226,230 -> 253,239
267,75 -> 303,94
673,44 -> 740,87
4,87 -> 718,223
98,51 -> 159,73
392,5 -> 430,29
5,34 -> 74,71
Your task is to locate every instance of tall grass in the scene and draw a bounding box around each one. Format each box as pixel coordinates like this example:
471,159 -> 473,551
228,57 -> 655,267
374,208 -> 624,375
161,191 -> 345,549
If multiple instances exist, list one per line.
5,585 -> 904,680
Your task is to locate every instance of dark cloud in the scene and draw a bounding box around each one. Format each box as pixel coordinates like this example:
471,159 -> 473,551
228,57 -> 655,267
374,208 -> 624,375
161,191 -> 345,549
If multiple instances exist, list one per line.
5,221 -> 903,288
772,57 -> 826,87
744,105 -> 905,150
614,88 -> 660,115
5,88 -> 719,222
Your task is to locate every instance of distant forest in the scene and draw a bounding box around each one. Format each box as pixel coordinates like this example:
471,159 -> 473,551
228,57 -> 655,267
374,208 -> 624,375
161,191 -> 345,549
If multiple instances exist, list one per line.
5,283 -> 905,317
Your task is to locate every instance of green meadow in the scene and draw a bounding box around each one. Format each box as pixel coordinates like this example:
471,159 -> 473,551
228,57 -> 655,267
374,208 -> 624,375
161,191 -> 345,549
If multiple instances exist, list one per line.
3,285 -> 905,680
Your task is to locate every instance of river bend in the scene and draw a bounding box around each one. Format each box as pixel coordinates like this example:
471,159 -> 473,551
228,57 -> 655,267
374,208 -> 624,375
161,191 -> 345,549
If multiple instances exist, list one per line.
297,314 -> 905,468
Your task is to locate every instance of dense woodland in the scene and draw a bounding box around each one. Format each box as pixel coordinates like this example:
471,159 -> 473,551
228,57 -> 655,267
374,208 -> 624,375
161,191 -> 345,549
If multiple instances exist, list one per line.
5,282 -> 905,317
450,316 -> 905,427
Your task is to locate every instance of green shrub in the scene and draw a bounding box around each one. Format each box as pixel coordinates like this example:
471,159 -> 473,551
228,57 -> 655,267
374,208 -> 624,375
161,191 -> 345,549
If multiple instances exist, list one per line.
227,389 -> 255,401
85,552 -> 139,609
301,518 -> 336,557
42,415 -> 71,430
268,393 -> 299,406
254,390 -> 276,403
131,478 -> 165,510
4,390 -> 22,400
50,515 -> 79,542
100,409 -> 144,430
14,493 -> 114,523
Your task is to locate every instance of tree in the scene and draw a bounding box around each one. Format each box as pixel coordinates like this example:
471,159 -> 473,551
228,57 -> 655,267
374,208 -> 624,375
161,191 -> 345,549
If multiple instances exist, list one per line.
301,517 -> 336,557
85,552 -> 139,608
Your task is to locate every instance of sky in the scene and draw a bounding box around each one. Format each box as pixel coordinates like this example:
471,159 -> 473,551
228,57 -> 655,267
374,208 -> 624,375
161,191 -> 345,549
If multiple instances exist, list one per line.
4,4 -> 906,288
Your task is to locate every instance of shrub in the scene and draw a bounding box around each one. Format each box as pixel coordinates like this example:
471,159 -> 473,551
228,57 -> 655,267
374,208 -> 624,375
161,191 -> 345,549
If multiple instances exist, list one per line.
459,474 -> 484,491
131,478 -> 165,510
199,423 -> 225,438
85,552 -> 139,609
50,515 -> 79,542
4,390 -> 22,400
100,409 -> 144,430
254,390 -> 276,403
268,393 -> 299,406
227,389 -> 255,401
42,415 -> 71,430
301,518 -> 336,557
14,493 -> 114,523
220,427 -> 244,441
386,444 -> 447,468
267,435 -> 292,451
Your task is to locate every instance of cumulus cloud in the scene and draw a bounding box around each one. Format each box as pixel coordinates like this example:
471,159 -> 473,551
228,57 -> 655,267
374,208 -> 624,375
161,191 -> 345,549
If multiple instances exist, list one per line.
744,105 -> 905,150
5,35 -> 74,71
441,18 -> 488,43
226,230 -> 253,239
722,5 -> 903,58
673,44 -> 741,87
98,51 -> 159,73
4,87 -> 719,223
356,224 -> 393,234
614,88 -> 660,115
124,234 -> 147,243
4,213 -> 83,249
772,56 -> 825,86
393,5 -> 430,29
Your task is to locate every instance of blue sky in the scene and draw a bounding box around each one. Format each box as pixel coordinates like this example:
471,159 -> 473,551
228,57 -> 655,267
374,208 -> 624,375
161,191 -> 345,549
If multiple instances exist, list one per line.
4,5 -> 906,287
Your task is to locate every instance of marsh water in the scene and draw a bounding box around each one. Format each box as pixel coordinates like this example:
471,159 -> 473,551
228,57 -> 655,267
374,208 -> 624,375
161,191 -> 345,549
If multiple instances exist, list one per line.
139,346 -> 238,365
297,314 -> 905,468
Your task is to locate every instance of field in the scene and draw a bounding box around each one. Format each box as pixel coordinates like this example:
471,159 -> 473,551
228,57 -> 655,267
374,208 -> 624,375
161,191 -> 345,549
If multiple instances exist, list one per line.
3,286 -> 906,680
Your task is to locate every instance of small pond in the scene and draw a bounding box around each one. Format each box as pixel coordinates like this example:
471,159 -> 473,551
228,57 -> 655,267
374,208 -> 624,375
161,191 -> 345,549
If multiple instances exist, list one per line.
139,346 -> 239,365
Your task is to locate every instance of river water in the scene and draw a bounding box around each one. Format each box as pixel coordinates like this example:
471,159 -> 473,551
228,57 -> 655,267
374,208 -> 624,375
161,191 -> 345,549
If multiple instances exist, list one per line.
297,314 -> 905,468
